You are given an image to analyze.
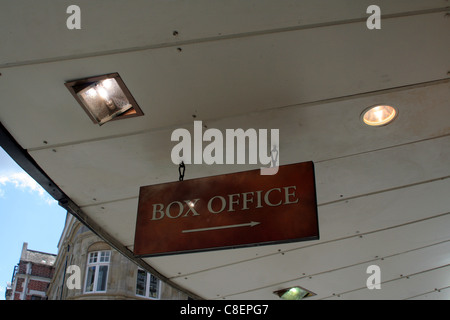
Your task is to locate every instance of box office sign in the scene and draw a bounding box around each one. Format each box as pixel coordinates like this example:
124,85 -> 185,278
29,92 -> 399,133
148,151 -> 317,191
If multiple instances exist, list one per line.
134,162 -> 319,257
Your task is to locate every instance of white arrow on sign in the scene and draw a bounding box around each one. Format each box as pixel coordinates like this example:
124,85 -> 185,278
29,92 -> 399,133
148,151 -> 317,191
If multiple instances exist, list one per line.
182,221 -> 261,233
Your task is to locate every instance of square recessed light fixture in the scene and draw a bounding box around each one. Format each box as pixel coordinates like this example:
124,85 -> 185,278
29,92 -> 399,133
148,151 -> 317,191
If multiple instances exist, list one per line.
65,73 -> 143,126
273,286 -> 316,300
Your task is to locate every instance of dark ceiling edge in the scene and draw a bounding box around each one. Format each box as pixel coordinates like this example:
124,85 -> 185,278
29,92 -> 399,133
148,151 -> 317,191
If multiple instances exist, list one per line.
0,122 -> 65,201
0,121 -> 202,300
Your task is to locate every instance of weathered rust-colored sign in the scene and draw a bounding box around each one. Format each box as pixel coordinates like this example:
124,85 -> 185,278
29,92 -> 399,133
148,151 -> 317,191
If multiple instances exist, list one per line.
134,162 -> 319,257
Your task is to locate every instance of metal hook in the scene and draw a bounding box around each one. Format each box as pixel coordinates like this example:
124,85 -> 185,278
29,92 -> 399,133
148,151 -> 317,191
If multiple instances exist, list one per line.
178,161 -> 185,181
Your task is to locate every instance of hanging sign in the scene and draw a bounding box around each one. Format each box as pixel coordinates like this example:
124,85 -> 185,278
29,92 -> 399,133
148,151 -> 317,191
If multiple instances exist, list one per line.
134,161 -> 319,257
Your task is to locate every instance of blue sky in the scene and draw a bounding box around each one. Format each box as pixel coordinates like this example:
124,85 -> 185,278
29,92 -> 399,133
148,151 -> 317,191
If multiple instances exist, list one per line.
0,147 -> 67,300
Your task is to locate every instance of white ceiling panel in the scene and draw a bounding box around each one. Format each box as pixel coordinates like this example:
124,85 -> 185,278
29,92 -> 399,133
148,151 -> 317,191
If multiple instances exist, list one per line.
407,286 -> 450,300
84,198 -> 139,247
315,135 -> 450,204
225,240 -> 450,299
165,214 -> 450,299
1,0 -> 446,66
0,12 -> 448,149
27,82 -> 450,207
325,265 -> 450,300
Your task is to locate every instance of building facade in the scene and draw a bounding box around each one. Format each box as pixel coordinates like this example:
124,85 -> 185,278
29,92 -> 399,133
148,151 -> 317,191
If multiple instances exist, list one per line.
7,243 -> 56,300
47,213 -> 188,300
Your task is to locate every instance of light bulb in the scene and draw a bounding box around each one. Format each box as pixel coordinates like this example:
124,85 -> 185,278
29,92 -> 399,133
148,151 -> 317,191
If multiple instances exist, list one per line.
95,84 -> 115,111
97,86 -> 109,100
280,287 -> 309,300
362,105 -> 398,126
101,79 -> 114,89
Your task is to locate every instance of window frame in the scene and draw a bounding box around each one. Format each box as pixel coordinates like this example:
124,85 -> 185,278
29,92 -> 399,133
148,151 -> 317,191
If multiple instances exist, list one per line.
84,250 -> 111,294
135,268 -> 161,300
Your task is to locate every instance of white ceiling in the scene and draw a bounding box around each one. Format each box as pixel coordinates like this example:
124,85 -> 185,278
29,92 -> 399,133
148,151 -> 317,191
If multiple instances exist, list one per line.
1,1 -> 449,299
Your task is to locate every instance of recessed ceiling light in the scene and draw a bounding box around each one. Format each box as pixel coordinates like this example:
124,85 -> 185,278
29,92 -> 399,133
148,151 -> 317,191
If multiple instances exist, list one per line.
361,105 -> 398,127
65,73 -> 143,126
273,286 -> 315,300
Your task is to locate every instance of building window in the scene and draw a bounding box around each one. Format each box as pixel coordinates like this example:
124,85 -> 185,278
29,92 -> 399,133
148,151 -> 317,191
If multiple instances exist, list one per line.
84,250 -> 110,293
136,269 -> 160,299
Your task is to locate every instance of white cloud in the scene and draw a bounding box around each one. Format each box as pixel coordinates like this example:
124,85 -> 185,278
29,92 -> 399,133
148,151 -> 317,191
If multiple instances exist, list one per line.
0,172 -> 43,195
0,172 -> 56,205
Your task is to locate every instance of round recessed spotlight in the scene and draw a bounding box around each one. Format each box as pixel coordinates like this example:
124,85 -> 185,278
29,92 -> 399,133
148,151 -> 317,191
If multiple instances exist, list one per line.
361,105 -> 398,127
